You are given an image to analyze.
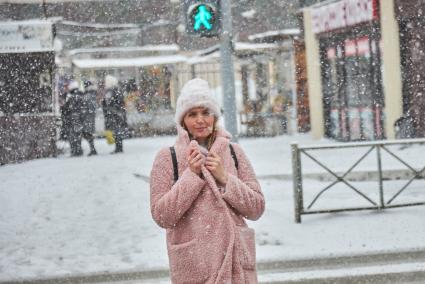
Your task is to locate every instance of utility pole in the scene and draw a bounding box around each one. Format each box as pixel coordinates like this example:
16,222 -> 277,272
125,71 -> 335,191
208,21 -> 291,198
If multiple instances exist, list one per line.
219,0 -> 238,141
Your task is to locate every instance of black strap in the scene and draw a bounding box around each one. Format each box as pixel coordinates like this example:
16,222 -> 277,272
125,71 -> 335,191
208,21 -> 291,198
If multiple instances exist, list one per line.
229,143 -> 239,170
170,144 -> 238,183
170,146 -> 178,183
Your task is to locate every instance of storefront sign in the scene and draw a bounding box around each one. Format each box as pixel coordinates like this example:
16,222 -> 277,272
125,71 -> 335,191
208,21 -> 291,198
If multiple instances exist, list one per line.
343,37 -> 371,57
0,20 -> 53,53
312,0 -> 378,34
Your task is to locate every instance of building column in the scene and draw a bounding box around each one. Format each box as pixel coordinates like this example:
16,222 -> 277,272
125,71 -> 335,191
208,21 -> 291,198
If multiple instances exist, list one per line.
380,0 -> 403,139
303,8 -> 324,139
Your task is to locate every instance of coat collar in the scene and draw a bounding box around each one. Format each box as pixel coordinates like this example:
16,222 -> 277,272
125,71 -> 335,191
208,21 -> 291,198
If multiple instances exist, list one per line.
175,124 -> 232,205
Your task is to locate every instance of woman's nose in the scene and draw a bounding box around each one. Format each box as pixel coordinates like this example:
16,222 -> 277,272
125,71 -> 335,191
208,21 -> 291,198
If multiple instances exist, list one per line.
195,114 -> 205,122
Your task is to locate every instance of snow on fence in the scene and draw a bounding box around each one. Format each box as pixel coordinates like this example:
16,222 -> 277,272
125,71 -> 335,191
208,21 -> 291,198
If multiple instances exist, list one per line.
291,139 -> 425,223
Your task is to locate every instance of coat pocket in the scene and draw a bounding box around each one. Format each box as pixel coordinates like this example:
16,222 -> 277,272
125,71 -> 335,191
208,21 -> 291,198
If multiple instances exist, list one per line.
168,238 -> 208,283
238,227 -> 256,270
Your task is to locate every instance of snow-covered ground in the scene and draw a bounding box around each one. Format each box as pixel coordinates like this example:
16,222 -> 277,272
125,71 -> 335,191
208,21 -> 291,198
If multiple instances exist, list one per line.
1,134 -> 425,281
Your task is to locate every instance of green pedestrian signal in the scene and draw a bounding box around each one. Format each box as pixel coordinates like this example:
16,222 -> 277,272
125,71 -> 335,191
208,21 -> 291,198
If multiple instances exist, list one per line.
194,5 -> 212,31
185,1 -> 221,37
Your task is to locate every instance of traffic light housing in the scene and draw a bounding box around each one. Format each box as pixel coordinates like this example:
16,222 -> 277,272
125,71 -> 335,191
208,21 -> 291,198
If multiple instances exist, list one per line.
184,0 -> 221,37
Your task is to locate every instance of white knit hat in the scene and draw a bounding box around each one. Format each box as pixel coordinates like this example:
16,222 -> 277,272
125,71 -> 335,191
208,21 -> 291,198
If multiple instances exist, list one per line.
68,80 -> 79,91
175,78 -> 221,125
104,75 -> 118,89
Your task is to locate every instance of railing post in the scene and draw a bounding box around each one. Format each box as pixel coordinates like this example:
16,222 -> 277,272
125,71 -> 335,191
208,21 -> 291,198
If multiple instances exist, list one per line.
291,143 -> 303,223
376,144 -> 385,209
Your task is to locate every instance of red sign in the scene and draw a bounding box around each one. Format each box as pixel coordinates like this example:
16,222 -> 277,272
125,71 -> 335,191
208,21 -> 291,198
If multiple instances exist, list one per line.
344,37 -> 371,57
311,0 -> 379,34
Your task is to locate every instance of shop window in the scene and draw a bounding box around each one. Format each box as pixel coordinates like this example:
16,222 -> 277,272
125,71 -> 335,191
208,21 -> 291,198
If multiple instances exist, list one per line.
321,33 -> 383,141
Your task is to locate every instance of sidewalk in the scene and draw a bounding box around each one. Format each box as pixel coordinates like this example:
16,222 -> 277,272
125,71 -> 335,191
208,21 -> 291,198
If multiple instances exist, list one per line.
4,249 -> 425,283
1,134 -> 425,282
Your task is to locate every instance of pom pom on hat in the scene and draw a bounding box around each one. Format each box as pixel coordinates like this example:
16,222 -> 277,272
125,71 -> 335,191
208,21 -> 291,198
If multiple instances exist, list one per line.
104,75 -> 118,89
68,80 -> 79,91
175,78 -> 220,125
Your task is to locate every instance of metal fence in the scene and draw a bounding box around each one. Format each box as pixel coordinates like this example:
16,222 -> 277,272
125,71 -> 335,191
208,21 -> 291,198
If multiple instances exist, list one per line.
291,138 -> 425,223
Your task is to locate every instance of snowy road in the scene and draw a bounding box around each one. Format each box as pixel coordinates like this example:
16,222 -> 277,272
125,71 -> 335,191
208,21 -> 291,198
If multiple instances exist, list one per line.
1,134 -> 425,282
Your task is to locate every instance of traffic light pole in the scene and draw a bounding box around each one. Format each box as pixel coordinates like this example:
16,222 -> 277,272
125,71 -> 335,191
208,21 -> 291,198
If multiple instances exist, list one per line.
219,0 -> 238,141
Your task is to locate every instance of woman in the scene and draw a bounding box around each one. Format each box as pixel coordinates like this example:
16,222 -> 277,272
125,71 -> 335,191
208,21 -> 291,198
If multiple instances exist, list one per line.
150,78 -> 265,283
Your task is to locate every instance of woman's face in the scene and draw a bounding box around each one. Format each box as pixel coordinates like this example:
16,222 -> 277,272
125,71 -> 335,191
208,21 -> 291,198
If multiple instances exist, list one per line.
183,107 -> 215,143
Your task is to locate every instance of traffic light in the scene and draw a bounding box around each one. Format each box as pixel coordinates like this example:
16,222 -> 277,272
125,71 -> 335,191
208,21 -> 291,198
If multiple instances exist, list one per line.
184,0 -> 221,37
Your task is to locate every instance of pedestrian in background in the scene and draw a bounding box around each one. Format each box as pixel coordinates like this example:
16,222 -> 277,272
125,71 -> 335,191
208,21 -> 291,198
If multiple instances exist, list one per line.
82,79 -> 98,156
59,80 -> 71,141
150,78 -> 265,283
63,80 -> 84,157
102,75 -> 127,153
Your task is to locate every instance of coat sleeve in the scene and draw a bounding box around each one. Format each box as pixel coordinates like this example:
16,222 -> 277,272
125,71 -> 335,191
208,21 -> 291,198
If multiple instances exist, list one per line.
221,144 -> 265,220
150,148 -> 206,229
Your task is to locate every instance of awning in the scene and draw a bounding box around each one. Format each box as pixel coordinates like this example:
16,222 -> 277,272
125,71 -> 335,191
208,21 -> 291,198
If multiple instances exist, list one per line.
248,29 -> 300,41
72,54 -> 187,69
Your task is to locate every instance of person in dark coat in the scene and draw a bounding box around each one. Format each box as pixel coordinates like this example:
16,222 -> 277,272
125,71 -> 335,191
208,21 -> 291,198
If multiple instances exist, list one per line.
63,80 -> 84,157
82,79 -> 98,156
102,75 -> 127,153
59,80 -> 71,140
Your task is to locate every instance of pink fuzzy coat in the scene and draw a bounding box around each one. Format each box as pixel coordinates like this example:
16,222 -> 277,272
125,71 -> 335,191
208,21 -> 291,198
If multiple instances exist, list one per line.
150,125 -> 265,284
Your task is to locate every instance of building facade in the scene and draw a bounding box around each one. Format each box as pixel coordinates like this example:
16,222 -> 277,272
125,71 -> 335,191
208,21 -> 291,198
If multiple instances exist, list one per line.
395,0 -> 425,138
302,0 -> 404,140
0,20 -> 57,164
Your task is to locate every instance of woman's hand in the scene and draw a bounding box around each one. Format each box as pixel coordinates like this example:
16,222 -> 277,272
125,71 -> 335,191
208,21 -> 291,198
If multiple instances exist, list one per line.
205,152 -> 228,185
188,146 -> 205,176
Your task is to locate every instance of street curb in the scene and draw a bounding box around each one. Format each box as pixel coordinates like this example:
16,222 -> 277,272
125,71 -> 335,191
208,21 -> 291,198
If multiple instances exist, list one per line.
260,269 -> 425,284
0,269 -> 169,284
2,249 -> 425,284
256,248 -> 425,272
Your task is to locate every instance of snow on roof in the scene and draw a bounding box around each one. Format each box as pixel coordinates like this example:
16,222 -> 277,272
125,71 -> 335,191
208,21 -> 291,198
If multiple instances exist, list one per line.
57,28 -> 140,37
187,51 -> 220,65
187,42 -> 282,64
68,44 -> 180,56
71,42 -> 282,68
193,42 -> 280,56
72,54 -> 187,69
144,19 -> 175,28
234,42 -> 280,51
248,28 -> 300,41
0,18 -> 54,25
186,42 -> 282,64
60,20 -> 139,29
241,9 -> 256,18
